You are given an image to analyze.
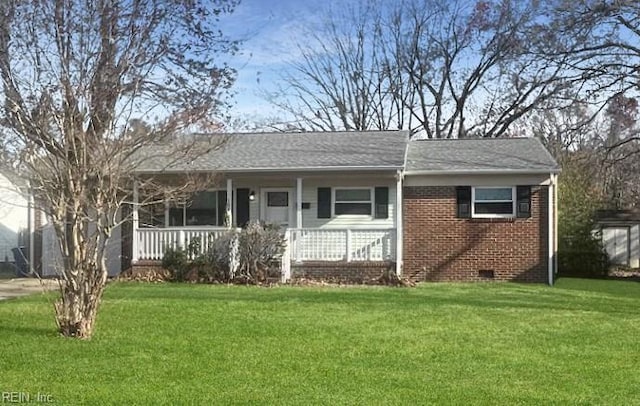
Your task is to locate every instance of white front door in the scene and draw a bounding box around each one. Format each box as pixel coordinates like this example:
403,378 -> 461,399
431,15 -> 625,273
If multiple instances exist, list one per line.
261,189 -> 293,227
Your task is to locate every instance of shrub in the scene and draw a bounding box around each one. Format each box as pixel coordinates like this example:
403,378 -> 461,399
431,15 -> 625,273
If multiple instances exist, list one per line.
236,221 -> 286,283
161,245 -> 188,281
203,230 -> 240,282
557,163 -> 610,277
558,230 -> 609,277
160,222 -> 286,284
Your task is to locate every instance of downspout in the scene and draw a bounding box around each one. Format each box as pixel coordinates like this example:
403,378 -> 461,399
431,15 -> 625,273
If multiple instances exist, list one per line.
553,173 -> 558,280
395,169 -> 403,277
548,174 -> 555,286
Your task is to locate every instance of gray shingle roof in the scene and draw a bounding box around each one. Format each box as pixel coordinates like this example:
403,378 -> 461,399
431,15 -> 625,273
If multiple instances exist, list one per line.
134,130 -> 409,173
406,137 -> 559,174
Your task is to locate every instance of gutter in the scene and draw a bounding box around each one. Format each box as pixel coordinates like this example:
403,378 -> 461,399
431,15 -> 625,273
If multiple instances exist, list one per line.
133,165 -> 405,175
404,168 -> 561,176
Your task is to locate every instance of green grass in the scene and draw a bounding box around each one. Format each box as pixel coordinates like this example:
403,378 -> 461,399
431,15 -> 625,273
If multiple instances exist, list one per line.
1,279 -> 639,405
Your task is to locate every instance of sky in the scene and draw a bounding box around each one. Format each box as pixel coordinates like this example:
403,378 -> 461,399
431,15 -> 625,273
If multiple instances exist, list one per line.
218,0 -> 329,120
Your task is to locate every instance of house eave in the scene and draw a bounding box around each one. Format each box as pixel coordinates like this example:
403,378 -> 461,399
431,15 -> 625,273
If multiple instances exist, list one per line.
404,168 -> 561,176
133,165 -> 405,175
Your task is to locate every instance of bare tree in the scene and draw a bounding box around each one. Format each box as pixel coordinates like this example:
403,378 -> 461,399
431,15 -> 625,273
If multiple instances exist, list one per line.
269,0 -> 586,138
539,1 -> 640,207
266,0 -> 415,133
0,0 -> 240,338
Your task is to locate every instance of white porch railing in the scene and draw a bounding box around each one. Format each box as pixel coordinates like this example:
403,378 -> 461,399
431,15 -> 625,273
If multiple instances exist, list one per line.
288,228 -> 396,262
134,227 -> 396,263
136,227 -> 231,261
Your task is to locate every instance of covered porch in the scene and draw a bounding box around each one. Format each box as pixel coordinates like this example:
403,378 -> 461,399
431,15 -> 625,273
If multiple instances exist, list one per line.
130,171 -> 402,281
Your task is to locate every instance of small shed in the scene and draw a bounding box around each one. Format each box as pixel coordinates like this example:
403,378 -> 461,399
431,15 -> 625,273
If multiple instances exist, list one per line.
594,209 -> 640,268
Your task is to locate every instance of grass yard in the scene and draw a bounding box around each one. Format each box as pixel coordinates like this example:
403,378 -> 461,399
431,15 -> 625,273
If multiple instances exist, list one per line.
0,279 -> 639,405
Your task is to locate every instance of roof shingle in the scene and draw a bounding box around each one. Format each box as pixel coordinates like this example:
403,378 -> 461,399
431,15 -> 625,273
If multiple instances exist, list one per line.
134,130 -> 409,173
405,137 -> 559,173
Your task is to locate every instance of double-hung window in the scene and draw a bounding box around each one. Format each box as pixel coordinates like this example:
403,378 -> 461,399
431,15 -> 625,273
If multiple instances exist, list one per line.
471,187 -> 516,218
333,188 -> 372,216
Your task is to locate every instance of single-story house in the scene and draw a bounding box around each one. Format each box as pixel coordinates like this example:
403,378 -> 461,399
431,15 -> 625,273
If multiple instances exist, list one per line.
115,131 -> 559,284
594,209 -> 640,268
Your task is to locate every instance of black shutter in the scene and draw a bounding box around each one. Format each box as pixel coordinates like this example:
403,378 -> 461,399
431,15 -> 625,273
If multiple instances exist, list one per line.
456,186 -> 471,218
516,186 -> 531,218
236,188 -> 250,227
317,187 -> 331,218
217,191 -> 227,226
374,187 -> 389,219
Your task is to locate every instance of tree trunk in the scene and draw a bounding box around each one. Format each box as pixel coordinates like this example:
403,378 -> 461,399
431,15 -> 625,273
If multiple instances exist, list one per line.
54,266 -> 107,339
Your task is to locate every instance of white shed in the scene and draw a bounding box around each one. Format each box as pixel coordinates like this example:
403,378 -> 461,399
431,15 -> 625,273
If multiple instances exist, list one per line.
595,210 -> 640,269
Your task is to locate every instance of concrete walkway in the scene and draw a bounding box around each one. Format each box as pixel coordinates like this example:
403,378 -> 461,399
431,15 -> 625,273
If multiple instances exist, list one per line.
0,278 -> 59,301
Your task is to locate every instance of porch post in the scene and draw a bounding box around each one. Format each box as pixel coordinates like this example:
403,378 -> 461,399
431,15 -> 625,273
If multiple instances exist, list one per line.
296,177 -> 302,229
132,179 -> 139,263
395,170 -> 403,276
27,181 -> 34,275
226,178 -> 233,227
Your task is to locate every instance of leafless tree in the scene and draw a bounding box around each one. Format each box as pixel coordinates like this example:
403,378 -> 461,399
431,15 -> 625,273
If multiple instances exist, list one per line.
269,0 -> 587,138
539,1 -> 640,207
265,1 -> 416,133
0,0 -> 240,338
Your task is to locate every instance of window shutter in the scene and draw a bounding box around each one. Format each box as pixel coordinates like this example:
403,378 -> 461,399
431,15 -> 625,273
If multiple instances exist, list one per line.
317,188 -> 331,218
374,187 -> 389,219
456,186 -> 471,218
516,186 -> 531,218
236,188 -> 250,227
217,191 -> 227,226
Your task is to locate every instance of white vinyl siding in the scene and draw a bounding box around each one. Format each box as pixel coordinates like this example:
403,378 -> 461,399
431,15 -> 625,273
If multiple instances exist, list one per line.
217,176 -> 396,229
302,180 -> 396,229
0,174 -> 28,263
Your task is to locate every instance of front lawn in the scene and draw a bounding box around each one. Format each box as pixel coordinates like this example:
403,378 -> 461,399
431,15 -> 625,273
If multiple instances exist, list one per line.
0,279 -> 639,404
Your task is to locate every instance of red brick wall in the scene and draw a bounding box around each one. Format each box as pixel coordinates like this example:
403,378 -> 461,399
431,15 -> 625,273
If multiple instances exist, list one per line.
403,186 -> 549,283
291,261 -> 393,284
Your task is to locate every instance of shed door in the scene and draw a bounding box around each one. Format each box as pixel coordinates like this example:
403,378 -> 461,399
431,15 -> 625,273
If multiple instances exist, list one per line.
603,227 -> 629,266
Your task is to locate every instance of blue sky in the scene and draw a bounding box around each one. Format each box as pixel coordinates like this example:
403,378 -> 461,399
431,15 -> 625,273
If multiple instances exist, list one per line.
218,0 -> 327,119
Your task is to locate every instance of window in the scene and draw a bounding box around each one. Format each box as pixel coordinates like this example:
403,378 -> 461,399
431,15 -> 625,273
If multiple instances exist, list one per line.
267,191 -> 289,207
334,188 -> 372,215
139,201 -> 165,228
472,187 -> 515,218
169,191 -> 223,226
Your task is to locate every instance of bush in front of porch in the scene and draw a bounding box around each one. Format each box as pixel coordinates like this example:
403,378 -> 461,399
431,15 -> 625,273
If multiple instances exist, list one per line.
161,221 -> 286,284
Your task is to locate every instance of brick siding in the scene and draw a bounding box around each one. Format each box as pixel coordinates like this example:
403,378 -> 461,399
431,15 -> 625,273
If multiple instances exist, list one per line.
403,186 -> 549,283
291,261 -> 393,284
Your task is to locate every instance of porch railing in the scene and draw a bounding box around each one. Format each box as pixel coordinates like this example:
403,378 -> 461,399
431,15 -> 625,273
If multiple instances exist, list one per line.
136,227 -> 231,261
288,228 -> 396,262
134,227 -> 396,263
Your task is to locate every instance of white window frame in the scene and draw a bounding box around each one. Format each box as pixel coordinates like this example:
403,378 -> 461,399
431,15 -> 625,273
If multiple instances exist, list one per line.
471,186 -> 516,219
167,189 -> 224,227
332,187 -> 374,218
